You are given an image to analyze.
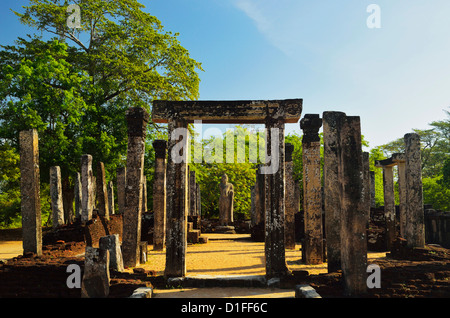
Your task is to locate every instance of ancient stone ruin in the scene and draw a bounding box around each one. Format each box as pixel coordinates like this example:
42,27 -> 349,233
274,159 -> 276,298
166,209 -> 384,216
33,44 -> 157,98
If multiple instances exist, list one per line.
9,98 -> 450,299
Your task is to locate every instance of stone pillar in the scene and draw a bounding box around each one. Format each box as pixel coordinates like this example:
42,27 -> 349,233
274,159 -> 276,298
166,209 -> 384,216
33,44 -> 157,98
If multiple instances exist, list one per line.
152,139 -> 167,251
81,247 -> 110,298
50,166 -> 65,228
99,234 -> 124,272
165,118 -> 189,277
370,171 -> 376,209
108,181 -> 115,215
196,184 -> 201,214
189,171 -> 197,217
122,107 -> 149,267
117,167 -> 126,214
264,117 -> 289,278
142,175 -> 147,213
322,111 -> 345,272
81,154 -> 94,222
339,116 -> 367,296
382,165 -> 395,249
404,133 -> 425,248
396,159 -> 407,238
19,129 -> 42,256
284,143 -> 296,250
96,162 -> 109,220
300,114 -> 323,265
362,152 -> 371,228
251,166 -> 265,242
74,172 -> 82,219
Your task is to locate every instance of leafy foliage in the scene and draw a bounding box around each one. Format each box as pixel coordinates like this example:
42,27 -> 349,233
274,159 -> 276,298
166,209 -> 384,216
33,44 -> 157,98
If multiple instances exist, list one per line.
0,0 -> 202,227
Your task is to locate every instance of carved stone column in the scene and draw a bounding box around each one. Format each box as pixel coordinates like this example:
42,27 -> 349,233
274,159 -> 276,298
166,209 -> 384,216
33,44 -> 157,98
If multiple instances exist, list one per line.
300,114 -> 323,265
19,129 -> 42,256
165,118 -> 189,277
152,139 -> 167,251
122,107 -> 149,267
284,143 -> 296,250
264,117 -> 289,278
404,133 -> 425,248
322,111 -> 346,272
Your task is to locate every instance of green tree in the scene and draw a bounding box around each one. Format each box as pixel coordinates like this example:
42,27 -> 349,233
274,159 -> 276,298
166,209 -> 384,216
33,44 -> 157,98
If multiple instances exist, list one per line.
423,176 -> 450,211
0,0 -> 202,226
442,157 -> 450,188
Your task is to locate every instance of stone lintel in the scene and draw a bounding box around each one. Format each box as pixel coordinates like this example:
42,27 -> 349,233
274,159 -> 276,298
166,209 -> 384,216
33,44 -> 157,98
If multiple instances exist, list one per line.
375,153 -> 405,168
152,99 -> 303,124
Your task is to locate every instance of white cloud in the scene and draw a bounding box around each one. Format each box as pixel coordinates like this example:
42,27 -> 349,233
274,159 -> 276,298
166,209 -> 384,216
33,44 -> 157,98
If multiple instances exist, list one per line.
232,0 -> 300,56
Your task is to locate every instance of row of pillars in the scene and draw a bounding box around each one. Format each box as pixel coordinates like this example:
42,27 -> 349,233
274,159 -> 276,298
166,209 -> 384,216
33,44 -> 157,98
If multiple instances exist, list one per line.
18,108 -> 150,269
375,134 -> 425,250
19,107 -> 425,297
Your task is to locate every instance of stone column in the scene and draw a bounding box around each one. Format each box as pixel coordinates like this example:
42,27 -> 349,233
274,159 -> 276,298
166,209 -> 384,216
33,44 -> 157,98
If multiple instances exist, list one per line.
382,165 -> 395,249
50,166 -> 65,228
165,118 -> 189,277
117,167 -> 126,214
196,183 -> 202,222
284,143 -> 296,250
96,162 -> 109,220
81,247 -> 110,298
362,152 -> 371,228
322,111 -> 345,272
264,117 -> 289,278
251,166 -> 265,241
74,172 -> 82,219
142,175 -> 148,213
189,171 -> 197,216
300,114 -> 323,265
370,171 -> 376,209
81,154 -> 94,222
99,234 -> 124,272
393,153 -> 407,238
108,181 -> 115,215
404,133 -> 425,248
339,116 -> 367,296
19,129 -> 42,256
152,139 -> 167,251
122,107 -> 149,267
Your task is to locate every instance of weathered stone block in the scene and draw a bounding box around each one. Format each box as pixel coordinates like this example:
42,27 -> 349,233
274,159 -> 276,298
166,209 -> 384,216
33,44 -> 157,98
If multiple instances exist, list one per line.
188,230 -> 201,243
50,166 -> 65,228
96,162 -> 109,220
99,234 -> 124,272
81,246 -> 110,298
19,129 -> 42,256
295,284 -> 321,298
81,154 -> 94,223
74,172 -> 82,219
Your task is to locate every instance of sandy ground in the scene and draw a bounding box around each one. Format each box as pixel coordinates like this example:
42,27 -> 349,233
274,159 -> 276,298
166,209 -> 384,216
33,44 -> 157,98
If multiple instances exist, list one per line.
139,233 -> 386,277
0,241 -> 23,261
1,233 -> 386,276
0,233 -> 388,298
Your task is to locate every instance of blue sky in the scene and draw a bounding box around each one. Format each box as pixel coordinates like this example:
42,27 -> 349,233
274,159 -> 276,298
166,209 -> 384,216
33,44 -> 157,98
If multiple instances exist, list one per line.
1,0 -> 450,149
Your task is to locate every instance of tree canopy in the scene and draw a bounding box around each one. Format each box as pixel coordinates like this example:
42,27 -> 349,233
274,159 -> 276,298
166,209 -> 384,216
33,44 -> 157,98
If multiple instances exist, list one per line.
0,0 -> 202,226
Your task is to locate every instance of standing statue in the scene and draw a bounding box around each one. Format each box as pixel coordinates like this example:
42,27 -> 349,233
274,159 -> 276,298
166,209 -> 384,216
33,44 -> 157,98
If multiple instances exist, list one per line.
219,174 -> 234,226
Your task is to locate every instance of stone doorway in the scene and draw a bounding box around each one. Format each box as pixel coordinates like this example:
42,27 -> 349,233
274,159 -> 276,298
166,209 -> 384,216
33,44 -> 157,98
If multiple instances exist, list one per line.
151,99 -> 303,278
